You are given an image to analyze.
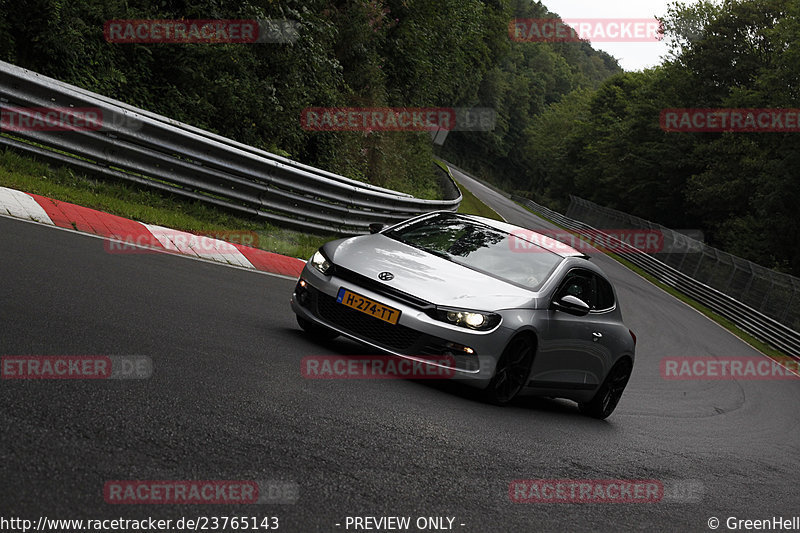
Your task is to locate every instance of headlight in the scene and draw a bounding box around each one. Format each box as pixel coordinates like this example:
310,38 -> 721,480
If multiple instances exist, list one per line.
432,307 -> 501,331
309,250 -> 332,275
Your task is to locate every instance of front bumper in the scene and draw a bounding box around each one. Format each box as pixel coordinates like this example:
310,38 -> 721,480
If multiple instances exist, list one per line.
291,265 -> 518,387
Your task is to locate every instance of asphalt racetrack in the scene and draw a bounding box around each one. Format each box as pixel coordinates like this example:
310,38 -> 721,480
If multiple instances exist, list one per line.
1,170 -> 798,532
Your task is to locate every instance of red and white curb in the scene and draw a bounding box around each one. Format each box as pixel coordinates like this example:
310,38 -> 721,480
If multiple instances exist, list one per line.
0,186 -> 306,278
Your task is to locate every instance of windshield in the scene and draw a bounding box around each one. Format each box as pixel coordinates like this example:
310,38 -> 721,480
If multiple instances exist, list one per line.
386,213 -> 563,291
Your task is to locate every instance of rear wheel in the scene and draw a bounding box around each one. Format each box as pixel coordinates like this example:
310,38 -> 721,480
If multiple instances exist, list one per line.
579,358 -> 632,419
296,316 -> 339,341
483,336 -> 535,405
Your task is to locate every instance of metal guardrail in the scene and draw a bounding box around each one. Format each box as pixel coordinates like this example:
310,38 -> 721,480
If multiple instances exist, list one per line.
512,194 -> 800,359
0,60 -> 461,235
567,196 -> 800,334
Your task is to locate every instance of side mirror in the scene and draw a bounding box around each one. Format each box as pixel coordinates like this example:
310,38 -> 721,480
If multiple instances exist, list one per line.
369,223 -> 384,234
551,294 -> 590,316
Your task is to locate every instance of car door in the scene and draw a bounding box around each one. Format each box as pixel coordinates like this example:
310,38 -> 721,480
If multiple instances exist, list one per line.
530,268 -> 615,389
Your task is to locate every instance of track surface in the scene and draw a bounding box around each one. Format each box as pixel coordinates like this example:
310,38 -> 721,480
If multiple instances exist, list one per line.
1,171 -> 798,532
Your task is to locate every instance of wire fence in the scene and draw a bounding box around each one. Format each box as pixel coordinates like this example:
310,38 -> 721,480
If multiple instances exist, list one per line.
566,195 -> 800,333
508,193 -> 799,357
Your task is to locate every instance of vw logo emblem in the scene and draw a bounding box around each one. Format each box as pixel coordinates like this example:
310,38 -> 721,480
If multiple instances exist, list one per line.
378,271 -> 394,281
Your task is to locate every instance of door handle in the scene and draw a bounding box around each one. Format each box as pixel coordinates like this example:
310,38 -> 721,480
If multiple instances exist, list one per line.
592,331 -> 603,342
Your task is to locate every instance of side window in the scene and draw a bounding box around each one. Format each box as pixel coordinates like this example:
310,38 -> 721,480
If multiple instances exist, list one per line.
594,274 -> 616,311
553,269 -> 615,311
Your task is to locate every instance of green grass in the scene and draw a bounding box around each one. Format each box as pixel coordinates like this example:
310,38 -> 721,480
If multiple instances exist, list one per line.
0,147 -> 331,259
516,201 -> 792,362
0,144 -> 503,263
457,184 -> 504,221
433,159 -> 503,221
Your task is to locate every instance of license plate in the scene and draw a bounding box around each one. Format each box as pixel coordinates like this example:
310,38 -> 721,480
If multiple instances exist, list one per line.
337,288 -> 401,325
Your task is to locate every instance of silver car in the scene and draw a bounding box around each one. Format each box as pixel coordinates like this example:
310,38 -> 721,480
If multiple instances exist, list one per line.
291,211 -> 636,419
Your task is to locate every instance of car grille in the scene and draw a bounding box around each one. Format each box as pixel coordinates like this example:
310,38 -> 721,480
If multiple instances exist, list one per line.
317,292 -> 422,351
332,266 -> 433,310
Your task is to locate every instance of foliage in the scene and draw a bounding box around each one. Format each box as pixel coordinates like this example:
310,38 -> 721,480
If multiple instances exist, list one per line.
0,0 -> 619,202
506,0 -> 800,275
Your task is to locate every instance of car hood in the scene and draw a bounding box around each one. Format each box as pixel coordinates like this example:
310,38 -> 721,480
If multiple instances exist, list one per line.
327,234 -> 539,311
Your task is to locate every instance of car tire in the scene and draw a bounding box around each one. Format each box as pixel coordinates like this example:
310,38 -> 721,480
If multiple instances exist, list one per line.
483,336 -> 535,406
296,316 -> 339,341
578,358 -> 632,420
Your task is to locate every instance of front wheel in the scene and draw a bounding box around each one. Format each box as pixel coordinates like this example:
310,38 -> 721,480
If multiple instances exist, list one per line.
296,316 -> 339,341
483,336 -> 535,406
578,358 -> 632,419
